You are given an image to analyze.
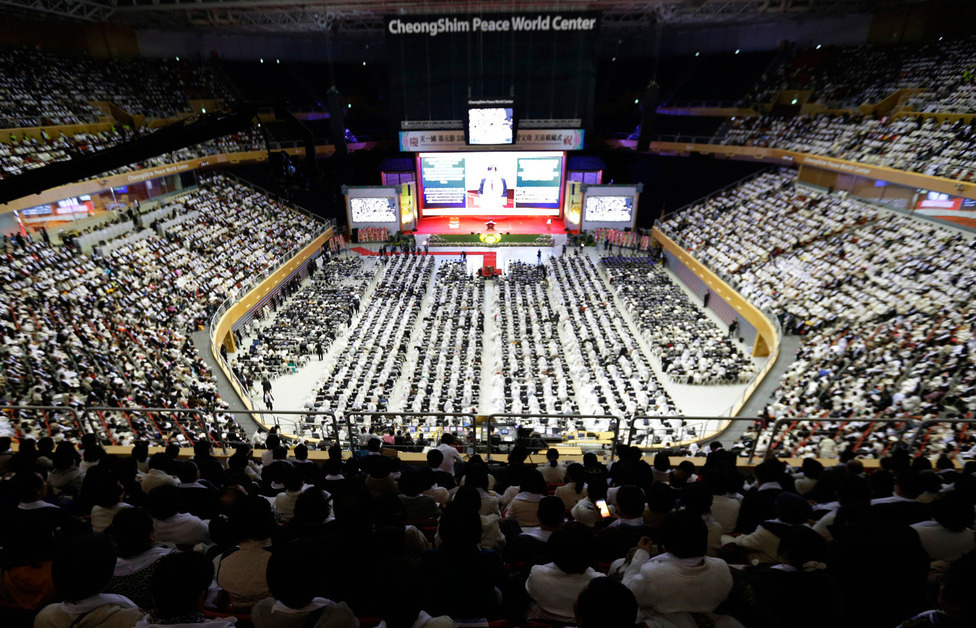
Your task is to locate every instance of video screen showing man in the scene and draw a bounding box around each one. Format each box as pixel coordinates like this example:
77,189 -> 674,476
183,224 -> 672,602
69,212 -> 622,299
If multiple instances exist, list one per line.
478,165 -> 508,209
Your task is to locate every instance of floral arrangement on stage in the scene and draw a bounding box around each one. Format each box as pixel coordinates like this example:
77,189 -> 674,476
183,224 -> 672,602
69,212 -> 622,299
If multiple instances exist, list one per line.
427,233 -> 554,247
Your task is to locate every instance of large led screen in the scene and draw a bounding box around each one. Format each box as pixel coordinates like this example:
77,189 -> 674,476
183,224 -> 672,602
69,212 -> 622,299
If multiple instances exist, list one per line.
583,195 -> 634,222
419,151 -> 564,215
350,197 -> 397,223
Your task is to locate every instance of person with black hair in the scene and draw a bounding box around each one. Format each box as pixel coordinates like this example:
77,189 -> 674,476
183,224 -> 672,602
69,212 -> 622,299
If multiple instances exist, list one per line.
571,476 -> 611,528
898,552 -> 976,628
434,434 -> 464,476
420,503 -> 504,619
9,472 -> 73,537
273,488 -> 336,546
105,508 -> 175,610
273,465 -> 308,524
540,448 -> 566,484
177,461 -> 217,521
35,534 -> 142,628
91,477 -> 133,533
575,577 -> 638,628
597,485 -> 654,562
871,469 -> 932,525
461,466 -> 500,516
526,524 -> 605,623
130,443 -> 150,474
136,552 -> 231,628
504,469 -> 548,529
727,491 -> 813,564
734,459 -> 784,533
374,559 -> 452,628
139,453 -> 178,495
251,539 -> 357,628
910,492 -> 976,562
794,457 -> 824,495
622,510 -> 733,619
555,463 -> 588,512
703,470 -> 742,534
398,468 -> 441,521
215,498 -> 275,610
148,485 -> 210,547
424,449 -> 455,491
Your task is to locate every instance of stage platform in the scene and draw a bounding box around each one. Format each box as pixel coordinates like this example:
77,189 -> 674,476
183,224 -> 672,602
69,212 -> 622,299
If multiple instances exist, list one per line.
413,215 -> 562,235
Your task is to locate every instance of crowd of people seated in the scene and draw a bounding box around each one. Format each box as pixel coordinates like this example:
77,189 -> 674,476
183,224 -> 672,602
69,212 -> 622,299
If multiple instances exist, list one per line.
232,256 -> 376,395
721,113 -> 976,182
306,255 -> 434,436
549,257 -> 679,435
745,35 -> 976,113
601,257 -> 755,385
0,174 -> 321,448
0,47 -> 235,128
662,173 -> 976,459
487,261 -> 579,416
0,127 -> 265,180
2,436 -> 975,628
401,261 -> 485,416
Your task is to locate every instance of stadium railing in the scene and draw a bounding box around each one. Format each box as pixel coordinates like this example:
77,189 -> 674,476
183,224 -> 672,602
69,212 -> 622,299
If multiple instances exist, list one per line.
485,413 -> 624,464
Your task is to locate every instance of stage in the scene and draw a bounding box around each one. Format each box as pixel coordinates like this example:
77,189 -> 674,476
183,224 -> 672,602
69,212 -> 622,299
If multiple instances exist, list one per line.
413,215 -> 564,235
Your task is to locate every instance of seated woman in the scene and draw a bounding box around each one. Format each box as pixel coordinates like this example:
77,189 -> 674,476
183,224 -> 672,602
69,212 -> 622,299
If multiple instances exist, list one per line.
503,470 -> 548,530
105,508 -> 175,610
251,539 -> 357,628
525,524 -> 605,624
215,498 -> 274,610
910,491 -> 976,563
555,463 -> 588,512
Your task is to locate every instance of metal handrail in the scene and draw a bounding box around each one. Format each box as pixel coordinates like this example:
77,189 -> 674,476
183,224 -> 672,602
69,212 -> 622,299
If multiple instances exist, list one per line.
486,413 -> 624,464
344,411 -> 478,453
0,405 -> 94,440
217,409 -> 340,448
907,419 -> 976,458
756,417 -> 925,463
627,415 -> 759,449
81,406 -> 223,451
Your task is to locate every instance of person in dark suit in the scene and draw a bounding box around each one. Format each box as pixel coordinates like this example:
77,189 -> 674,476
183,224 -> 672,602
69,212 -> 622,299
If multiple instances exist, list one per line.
870,470 -> 931,526
735,459 -> 786,534
177,461 -> 217,520
596,485 -> 654,562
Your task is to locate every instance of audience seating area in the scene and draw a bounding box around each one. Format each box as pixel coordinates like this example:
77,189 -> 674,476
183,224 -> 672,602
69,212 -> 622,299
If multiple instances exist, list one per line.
662,172 -> 976,459
0,437 -> 973,628
601,256 -> 755,385
0,47 -> 235,128
0,174 -> 323,447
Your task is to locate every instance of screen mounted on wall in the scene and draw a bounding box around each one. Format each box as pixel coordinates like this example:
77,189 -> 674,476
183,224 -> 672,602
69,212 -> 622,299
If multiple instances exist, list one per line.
350,197 -> 397,223
583,195 -> 634,222
466,100 -> 516,146
419,151 -> 564,216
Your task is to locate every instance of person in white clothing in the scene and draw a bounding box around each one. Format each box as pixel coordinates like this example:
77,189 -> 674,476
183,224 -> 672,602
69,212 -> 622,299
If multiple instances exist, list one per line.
910,492 -> 976,562
139,453 -> 179,494
435,434 -> 464,477
526,524 -> 605,623
622,510 -> 733,620
148,485 -> 210,547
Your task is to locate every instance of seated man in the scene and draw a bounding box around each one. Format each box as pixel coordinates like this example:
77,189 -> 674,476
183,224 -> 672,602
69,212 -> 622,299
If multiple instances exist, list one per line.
35,533 -> 142,628
526,524 -> 605,624
622,510 -> 733,620
139,552 -> 233,627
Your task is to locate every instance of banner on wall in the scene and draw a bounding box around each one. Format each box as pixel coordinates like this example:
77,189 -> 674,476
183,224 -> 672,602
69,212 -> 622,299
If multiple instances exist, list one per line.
400,129 -> 583,152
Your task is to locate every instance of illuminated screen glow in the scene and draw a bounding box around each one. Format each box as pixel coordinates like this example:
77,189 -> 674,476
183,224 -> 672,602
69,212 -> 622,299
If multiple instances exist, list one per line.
350,197 -> 397,223
584,195 -> 634,222
419,151 -> 564,216
467,107 -> 514,145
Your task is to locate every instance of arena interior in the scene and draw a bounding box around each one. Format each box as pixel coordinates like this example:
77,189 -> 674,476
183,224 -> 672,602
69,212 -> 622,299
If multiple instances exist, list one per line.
1,1 -> 976,627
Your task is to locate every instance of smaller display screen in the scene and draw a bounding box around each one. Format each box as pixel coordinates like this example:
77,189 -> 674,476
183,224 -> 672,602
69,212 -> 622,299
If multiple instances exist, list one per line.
350,197 -> 397,223
584,195 -> 634,222
467,103 -> 515,145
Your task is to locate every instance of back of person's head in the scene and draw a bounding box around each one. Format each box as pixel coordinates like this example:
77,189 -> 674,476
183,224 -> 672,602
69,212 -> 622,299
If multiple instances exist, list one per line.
775,492 -> 813,525
80,434 -> 97,450
546,448 -> 559,466
921,471 -> 944,495
868,469 -> 895,499
509,445 -> 528,466
575,576 -> 637,628
14,471 -> 46,503
265,433 -> 281,450
151,552 -> 214,618
895,469 -> 924,499
293,488 -> 331,526
37,437 -> 54,455
839,448 -> 857,464
932,492 -> 976,533
378,558 -> 427,628
836,475 -> 871,507
437,503 -> 481,548
801,458 -> 824,480
550,523 -> 594,574
164,444 -> 180,459
238,497 -> 275,541
777,526 -> 828,570
936,455 -> 955,471
92,476 -> 124,508
148,484 -> 182,520
177,460 -> 199,484
272,445 -> 288,460
566,463 -> 586,493
374,494 -> 407,529
755,459 -> 783,484
940,552 -> 976,622
52,534 -> 118,603
440,433 -> 454,445
679,483 -> 714,517
646,481 -> 675,515
82,445 -> 104,463
193,440 -> 212,459
0,436 -> 11,453
652,453 -> 671,472
131,442 -> 149,462
294,444 -> 308,461
107,507 -> 155,558
148,451 -> 170,472
283,465 -> 304,492
911,456 -> 933,472
52,449 -> 75,471
397,468 -> 422,497
660,510 -> 707,559
451,485 -> 481,513
267,539 -> 328,609
615,485 -> 646,519
538,496 -> 566,528
521,469 -> 548,496
426,448 -> 444,469
464,466 -> 490,492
